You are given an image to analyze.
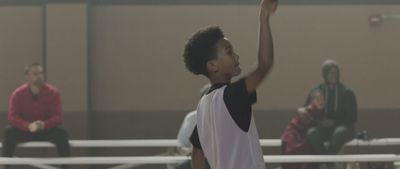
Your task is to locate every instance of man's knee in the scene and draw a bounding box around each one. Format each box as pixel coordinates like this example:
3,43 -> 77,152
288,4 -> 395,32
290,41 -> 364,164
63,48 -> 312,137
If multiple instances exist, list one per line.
307,127 -> 320,140
333,125 -> 354,140
47,128 -> 70,143
3,127 -> 19,141
53,128 -> 69,138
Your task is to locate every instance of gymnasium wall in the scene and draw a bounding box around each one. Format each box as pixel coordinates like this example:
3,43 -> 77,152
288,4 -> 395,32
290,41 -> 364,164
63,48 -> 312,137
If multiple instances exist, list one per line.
91,5 -> 400,111
0,4 -> 398,112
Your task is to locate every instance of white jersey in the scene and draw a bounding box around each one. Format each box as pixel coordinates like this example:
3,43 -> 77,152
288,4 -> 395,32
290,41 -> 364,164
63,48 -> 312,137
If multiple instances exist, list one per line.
195,82 -> 265,169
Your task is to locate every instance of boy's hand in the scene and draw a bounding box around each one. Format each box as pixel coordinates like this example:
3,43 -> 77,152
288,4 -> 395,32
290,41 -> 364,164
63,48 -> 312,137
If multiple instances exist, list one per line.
260,0 -> 278,18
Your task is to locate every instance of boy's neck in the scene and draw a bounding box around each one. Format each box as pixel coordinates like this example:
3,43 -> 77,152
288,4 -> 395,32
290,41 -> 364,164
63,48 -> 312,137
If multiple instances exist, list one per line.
209,74 -> 231,85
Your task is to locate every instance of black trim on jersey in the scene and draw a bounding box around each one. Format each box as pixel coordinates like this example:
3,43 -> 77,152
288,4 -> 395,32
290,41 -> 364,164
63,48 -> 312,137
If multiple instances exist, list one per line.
189,78 -> 257,149
206,83 -> 226,94
223,78 -> 256,132
190,127 -> 202,149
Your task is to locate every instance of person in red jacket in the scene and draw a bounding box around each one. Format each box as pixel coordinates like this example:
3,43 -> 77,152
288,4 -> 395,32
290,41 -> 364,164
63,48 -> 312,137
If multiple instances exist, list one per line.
281,89 -> 325,169
2,62 -> 70,159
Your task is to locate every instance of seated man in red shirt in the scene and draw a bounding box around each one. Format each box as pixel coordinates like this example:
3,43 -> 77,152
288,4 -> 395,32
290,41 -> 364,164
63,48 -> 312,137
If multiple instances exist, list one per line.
2,62 -> 70,159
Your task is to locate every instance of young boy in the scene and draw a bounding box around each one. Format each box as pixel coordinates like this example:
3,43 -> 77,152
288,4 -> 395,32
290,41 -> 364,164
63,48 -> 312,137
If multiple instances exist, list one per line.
281,89 -> 325,169
182,1 -> 278,169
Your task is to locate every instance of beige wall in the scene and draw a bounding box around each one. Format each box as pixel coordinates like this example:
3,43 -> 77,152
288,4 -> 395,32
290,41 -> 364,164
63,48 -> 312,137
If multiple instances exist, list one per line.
0,5 -> 88,113
0,6 -> 43,112
46,4 -> 88,112
91,5 -> 400,112
0,5 -> 399,113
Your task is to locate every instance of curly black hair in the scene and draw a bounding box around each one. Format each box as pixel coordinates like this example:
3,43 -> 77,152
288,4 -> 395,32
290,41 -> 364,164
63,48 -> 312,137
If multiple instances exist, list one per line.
183,26 -> 225,76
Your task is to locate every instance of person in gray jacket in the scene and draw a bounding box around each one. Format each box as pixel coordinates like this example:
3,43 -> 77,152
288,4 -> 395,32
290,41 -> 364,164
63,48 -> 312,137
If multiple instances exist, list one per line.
302,59 -> 358,155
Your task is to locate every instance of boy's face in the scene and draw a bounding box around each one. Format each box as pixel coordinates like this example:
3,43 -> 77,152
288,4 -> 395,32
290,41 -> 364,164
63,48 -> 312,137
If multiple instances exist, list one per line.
312,92 -> 325,110
209,37 -> 241,78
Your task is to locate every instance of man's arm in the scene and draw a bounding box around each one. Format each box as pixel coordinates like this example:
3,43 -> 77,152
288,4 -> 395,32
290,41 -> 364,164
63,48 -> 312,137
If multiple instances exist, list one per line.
192,147 -> 206,169
8,92 -> 30,132
344,90 -> 357,125
245,0 -> 277,93
297,107 -> 313,125
43,90 -> 63,129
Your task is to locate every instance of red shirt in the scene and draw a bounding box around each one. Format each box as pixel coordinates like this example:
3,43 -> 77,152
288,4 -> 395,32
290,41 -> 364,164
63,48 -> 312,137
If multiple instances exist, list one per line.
8,83 -> 63,132
281,104 -> 323,169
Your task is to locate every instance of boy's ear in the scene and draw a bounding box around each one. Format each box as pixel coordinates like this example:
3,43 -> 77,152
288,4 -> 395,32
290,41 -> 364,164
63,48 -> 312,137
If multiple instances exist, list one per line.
207,60 -> 218,73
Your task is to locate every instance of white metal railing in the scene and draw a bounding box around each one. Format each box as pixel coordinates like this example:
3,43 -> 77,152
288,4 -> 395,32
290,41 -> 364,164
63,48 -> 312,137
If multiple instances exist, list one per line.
1,138 -> 399,148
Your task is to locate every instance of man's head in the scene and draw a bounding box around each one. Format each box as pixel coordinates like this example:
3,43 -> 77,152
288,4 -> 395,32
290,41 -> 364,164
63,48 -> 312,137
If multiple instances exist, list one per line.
321,59 -> 340,85
25,62 -> 45,87
310,89 -> 325,110
183,26 -> 241,79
